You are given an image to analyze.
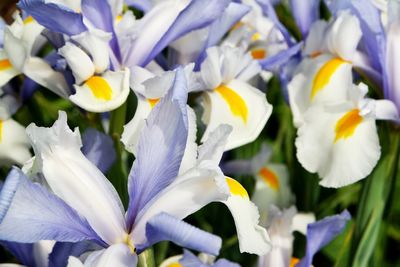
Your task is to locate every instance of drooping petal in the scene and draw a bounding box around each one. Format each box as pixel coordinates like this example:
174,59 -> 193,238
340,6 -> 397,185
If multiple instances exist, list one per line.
49,241 -> 101,267
0,168 -> 102,244
296,210 -> 351,267
374,99 -> 400,121
0,49 -> 20,87
0,242 -> 34,267
70,69 -> 130,113
0,119 -> 31,166
138,212 -> 222,255
259,42 -> 302,72
26,111 -> 126,245
81,129 -> 116,173
18,0 -> 87,35
201,79 -> 272,151
296,105 -> 381,188
125,94 -> 188,228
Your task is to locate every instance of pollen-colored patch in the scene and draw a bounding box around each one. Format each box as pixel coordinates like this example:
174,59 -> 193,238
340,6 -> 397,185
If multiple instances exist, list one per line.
167,263 -> 182,267
251,48 -> 266,59
0,120 -> 3,143
290,257 -> 300,267
258,167 -> 279,191
0,59 -> 12,71
226,177 -> 249,198
124,235 -> 136,255
23,16 -> 34,24
116,15 -> 123,22
85,76 -> 113,100
251,32 -> 262,41
148,98 -> 160,108
309,51 -> 322,58
215,85 -> 248,123
311,58 -> 347,101
231,21 -> 244,31
335,109 -> 363,142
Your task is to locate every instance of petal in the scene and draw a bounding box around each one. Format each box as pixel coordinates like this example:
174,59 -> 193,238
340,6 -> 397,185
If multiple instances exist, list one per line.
0,242 -> 34,266
0,49 -> 20,87
18,0 -> 87,35
303,20 -> 328,56
81,128 -> 116,173
296,210 -> 351,267
259,42 -> 302,72
0,168 -> 101,244
138,212 -> 222,255
0,119 -> 31,166
49,241 -> 100,267
374,99 -> 400,121
221,177 -> 271,255
289,0 -> 320,37
26,111 -> 126,244
197,124 -> 232,166
124,0 -> 152,12
199,47 -> 222,89
292,213 -> 316,235
70,69 -> 130,113
201,79 -> 272,151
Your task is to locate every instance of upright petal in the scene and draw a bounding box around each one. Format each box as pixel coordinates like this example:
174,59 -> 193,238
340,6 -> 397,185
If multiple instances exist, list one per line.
296,210 -> 351,267
290,0 -> 319,37
49,241 -> 101,267
0,49 -> 20,87
138,212 -> 222,255
0,242 -> 34,267
26,111 -> 126,244
0,168 -> 101,244
0,119 -> 31,166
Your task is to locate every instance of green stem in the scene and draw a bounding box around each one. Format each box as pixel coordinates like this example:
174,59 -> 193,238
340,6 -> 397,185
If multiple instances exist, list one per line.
138,248 -> 155,267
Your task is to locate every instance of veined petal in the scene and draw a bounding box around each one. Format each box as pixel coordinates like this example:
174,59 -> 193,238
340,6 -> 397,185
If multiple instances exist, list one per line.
49,241 -> 100,267
26,111 -> 126,244
70,69 -> 130,113
0,119 -> 31,166
296,211 -> 351,267
221,177 -> 271,255
81,128 -> 116,173
76,244 -> 137,267
18,0 -> 87,36
0,168 -> 101,244
288,55 -> 352,127
71,30 -> 112,74
0,50 -> 20,87
58,42 -> 95,84
138,212 -> 222,255
201,79 -> 272,151
0,241 -> 34,267
296,105 -> 381,188
289,0 -> 319,37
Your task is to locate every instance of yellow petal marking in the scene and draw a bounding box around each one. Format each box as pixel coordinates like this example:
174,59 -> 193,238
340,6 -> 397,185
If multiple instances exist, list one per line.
251,32 -> 262,41
309,51 -> 322,58
85,76 -> 113,100
231,21 -> 244,31
290,257 -> 300,267
334,109 -> 363,142
251,48 -> 267,59
167,263 -> 182,267
0,120 -> 3,143
148,98 -> 160,108
258,167 -> 279,192
226,177 -> 249,198
311,58 -> 347,101
0,59 -> 12,71
24,16 -> 34,24
215,85 -> 248,123
124,235 -> 136,255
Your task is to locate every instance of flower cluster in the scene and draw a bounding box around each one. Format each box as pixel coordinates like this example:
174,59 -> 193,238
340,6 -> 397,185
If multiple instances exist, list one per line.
0,0 -> 398,266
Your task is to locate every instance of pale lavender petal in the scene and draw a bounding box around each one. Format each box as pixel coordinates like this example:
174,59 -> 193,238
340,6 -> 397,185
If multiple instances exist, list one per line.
259,42 -> 302,71
137,212 -> 222,255
0,168 -> 103,244
221,160 -> 254,176
125,70 -> 188,227
124,0 -> 153,12
296,210 -> 351,267
179,249 -> 208,267
213,259 -> 241,267
81,129 -> 116,173
141,0 -> 231,67
18,0 -> 87,36
48,241 -> 101,267
289,0 -> 319,37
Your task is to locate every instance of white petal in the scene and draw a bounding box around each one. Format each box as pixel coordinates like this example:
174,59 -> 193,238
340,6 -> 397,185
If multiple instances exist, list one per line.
0,49 -> 20,87
303,20 -> 328,56
0,94 -> 20,119
179,106 -> 198,174
0,118 -> 31,166
59,42 -> 95,84
72,30 -> 112,73
33,240 -> 56,267
201,79 -> 272,151
292,213 -> 315,235
222,177 -> 271,255
26,112 -> 127,244
200,47 -> 223,89
83,244 -> 137,267
70,68 -> 130,112
374,99 -> 400,121
159,255 -> 183,267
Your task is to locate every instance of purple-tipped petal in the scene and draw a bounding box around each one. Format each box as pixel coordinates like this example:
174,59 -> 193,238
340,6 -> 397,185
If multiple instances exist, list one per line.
0,241 -> 35,266
48,241 -> 101,267
125,70 -> 188,228
289,0 -> 320,37
0,168 -> 103,244
138,212 -> 222,256
18,0 -> 87,36
81,129 -> 116,173
296,210 -> 351,267
259,42 -> 302,71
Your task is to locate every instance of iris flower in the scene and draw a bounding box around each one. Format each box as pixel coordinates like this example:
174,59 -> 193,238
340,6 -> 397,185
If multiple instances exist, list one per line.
159,250 -> 240,267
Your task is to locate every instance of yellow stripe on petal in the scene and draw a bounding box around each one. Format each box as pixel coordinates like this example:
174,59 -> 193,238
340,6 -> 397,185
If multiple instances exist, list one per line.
215,85 -> 248,123
24,16 -> 34,24
251,32 -> 262,41
226,177 -> 249,198
167,264 -> 182,267
251,48 -> 266,59
311,58 -> 347,101
0,119 -> 3,143
258,167 -> 279,191
148,98 -> 160,108
290,257 -> 300,267
334,109 -> 363,142
85,76 -> 113,100
0,59 -> 12,71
